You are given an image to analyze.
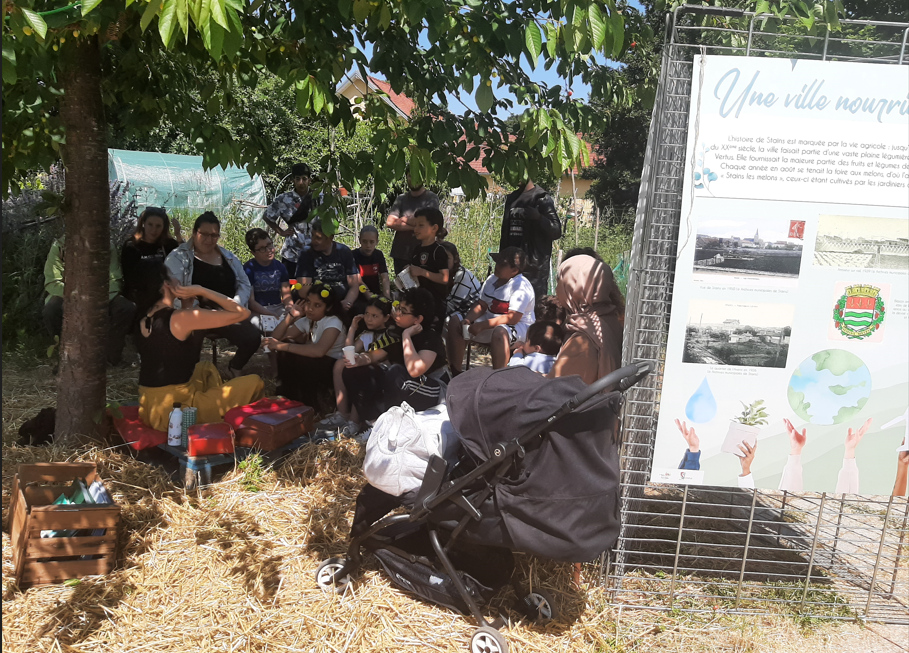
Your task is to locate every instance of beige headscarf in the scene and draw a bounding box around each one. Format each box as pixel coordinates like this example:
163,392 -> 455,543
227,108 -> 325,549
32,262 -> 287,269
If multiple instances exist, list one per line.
555,255 -> 625,382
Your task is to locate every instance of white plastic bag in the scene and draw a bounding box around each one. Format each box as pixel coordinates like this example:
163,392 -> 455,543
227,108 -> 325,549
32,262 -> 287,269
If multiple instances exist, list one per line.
364,403 -> 458,496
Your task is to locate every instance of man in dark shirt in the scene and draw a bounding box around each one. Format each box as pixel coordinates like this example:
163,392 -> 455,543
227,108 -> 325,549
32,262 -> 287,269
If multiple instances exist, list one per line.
385,173 -> 440,274
499,179 -> 561,300
295,216 -> 361,311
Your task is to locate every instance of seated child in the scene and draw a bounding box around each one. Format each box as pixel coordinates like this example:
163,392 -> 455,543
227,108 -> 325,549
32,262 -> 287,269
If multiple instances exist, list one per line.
446,246 -> 535,372
440,241 -> 480,320
316,296 -> 394,437
507,321 -> 563,375
535,294 -> 567,325
243,228 -> 292,332
340,288 -> 447,431
262,281 -> 346,409
407,208 -> 449,330
353,225 -> 391,301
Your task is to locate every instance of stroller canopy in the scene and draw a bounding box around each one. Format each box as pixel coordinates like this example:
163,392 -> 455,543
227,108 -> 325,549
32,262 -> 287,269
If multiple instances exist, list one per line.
445,367 -> 622,563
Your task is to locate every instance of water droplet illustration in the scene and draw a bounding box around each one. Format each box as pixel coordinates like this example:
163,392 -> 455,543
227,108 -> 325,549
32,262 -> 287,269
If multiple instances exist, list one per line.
685,377 -> 717,424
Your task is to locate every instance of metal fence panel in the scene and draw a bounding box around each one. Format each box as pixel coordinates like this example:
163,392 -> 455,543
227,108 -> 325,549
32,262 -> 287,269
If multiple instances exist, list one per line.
607,6 -> 909,625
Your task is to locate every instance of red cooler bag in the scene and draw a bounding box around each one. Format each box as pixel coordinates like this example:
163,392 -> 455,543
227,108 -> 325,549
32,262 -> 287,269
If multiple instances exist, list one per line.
187,423 -> 235,456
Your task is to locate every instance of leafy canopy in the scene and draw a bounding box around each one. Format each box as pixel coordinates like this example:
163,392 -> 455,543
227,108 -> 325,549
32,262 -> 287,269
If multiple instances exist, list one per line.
3,0 -> 630,214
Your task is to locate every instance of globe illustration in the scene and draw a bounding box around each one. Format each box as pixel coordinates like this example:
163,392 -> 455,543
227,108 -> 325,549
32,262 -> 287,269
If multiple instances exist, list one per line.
787,349 -> 871,425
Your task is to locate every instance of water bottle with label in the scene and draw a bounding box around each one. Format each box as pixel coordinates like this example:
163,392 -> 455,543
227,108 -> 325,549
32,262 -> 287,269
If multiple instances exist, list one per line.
167,403 -> 183,447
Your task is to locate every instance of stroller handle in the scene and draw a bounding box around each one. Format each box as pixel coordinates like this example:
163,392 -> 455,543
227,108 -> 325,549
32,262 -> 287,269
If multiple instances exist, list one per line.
566,361 -> 653,411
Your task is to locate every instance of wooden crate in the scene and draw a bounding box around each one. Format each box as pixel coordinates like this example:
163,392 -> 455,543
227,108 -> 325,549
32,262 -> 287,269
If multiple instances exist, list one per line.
10,463 -> 120,588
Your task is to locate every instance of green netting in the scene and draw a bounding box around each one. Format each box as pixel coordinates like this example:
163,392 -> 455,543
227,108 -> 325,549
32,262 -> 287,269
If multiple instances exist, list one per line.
108,149 -> 267,216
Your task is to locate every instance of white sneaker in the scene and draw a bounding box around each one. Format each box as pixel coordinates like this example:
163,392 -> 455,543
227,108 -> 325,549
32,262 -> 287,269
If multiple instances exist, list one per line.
316,412 -> 348,429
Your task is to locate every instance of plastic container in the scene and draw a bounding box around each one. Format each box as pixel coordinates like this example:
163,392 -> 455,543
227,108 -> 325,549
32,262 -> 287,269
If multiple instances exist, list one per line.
343,346 -> 357,365
167,403 -> 183,447
181,407 -> 197,447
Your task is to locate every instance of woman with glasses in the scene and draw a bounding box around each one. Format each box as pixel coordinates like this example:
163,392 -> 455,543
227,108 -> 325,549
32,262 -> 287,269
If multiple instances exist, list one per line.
243,228 -> 292,331
165,212 -> 259,379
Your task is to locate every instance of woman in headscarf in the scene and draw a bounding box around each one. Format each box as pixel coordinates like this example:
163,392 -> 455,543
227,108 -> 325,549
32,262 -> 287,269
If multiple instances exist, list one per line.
550,251 -> 625,385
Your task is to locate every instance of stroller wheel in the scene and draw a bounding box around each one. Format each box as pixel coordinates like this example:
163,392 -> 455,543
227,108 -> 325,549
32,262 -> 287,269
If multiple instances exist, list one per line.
470,626 -> 509,653
518,588 -> 558,624
315,557 -> 351,594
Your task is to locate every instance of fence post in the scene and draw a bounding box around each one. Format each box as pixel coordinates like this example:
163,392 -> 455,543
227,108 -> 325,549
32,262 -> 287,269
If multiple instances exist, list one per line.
865,495 -> 895,618
594,204 -> 601,252
889,500 -> 909,596
799,492 -> 827,612
668,484 -> 689,609
734,489 -> 759,610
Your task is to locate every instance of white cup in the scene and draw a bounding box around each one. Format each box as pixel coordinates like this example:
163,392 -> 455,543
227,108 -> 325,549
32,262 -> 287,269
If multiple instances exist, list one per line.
343,346 -> 357,365
462,323 -> 471,340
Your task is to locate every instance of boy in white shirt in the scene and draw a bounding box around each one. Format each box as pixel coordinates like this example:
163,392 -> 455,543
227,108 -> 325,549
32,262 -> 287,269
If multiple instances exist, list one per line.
508,321 -> 563,375
447,246 -> 536,371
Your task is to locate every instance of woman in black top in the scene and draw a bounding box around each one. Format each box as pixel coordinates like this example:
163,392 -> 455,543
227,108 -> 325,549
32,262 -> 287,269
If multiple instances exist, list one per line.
135,262 -> 264,431
164,212 -> 259,378
121,207 -> 183,304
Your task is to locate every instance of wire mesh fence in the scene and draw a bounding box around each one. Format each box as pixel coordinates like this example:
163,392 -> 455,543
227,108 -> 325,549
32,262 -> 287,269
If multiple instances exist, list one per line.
602,5 -> 909,625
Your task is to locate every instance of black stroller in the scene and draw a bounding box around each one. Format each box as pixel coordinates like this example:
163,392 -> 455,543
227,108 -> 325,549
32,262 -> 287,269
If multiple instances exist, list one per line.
315,362 -> 651,653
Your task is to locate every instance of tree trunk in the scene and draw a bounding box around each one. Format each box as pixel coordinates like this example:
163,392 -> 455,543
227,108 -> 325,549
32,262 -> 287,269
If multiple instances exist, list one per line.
54,36 -> 110,442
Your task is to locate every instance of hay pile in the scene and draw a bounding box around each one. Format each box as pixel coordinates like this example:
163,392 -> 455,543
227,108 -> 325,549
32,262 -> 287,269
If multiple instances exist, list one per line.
1,359 -> 880,653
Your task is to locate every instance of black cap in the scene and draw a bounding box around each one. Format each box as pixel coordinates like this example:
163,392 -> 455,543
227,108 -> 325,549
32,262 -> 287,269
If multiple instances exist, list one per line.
490,246 -> 527,272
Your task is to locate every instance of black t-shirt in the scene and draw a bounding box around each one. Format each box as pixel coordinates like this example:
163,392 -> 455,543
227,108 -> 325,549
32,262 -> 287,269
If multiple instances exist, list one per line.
121,238 -> 179,300
288,193 -> 317,224
410,241 -> 449,304
192,254 -> 237,308
383,328 -> 447,376
354,248 -> 389,295
297,242 -> 358,298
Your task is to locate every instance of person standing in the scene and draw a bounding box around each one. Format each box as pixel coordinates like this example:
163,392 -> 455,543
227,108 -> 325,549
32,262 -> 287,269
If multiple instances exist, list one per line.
385,173 -> 440,274
499,179 -> 561,300
262,163 -> 318,279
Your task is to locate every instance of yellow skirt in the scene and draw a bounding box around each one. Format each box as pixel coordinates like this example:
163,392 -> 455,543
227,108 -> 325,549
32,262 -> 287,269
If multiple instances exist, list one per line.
139,361 -> 265,431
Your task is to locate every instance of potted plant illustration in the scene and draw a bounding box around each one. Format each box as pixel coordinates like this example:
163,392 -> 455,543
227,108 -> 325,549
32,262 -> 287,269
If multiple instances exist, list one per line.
721,400 -> 769,457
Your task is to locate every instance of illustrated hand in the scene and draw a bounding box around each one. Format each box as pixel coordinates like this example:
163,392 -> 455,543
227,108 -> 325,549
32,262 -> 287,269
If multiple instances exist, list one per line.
899,437 -> 909,467
262,337 -> 282,352
844,418 -> 872,459
738,440 -> 757,477
783,418 -> 807,455
674,419 -> 700,453
287,300 -> 306,319
403,323 -> 423,338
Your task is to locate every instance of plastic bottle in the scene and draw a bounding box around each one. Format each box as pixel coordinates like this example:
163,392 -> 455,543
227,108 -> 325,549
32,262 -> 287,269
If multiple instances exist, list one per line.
167,403 -> 183,447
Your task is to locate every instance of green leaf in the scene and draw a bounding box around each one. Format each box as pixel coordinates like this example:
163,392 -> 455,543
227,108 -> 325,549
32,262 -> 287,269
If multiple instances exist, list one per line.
754,0 -> 770,14
544,22 -> 558,59
140,0 -> 164,33
609,4 -> 624,58
353,0 -> 370,23
475,81 -> 494,113
176,0 -> 189,41
158,0 -> 179,46
378,4 -> 391,30
525,21 -> 542,69
588,3 -> 606,51
207,19 -> 224,59
564,130 -> 581,160
81,0 -> 105,16
209,0 -> 229,30
20,8 -> 48,39
337,0 -> 352,19
63,578 -> 82,587
1,45 -> 15,84
312,83 -> 325,114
